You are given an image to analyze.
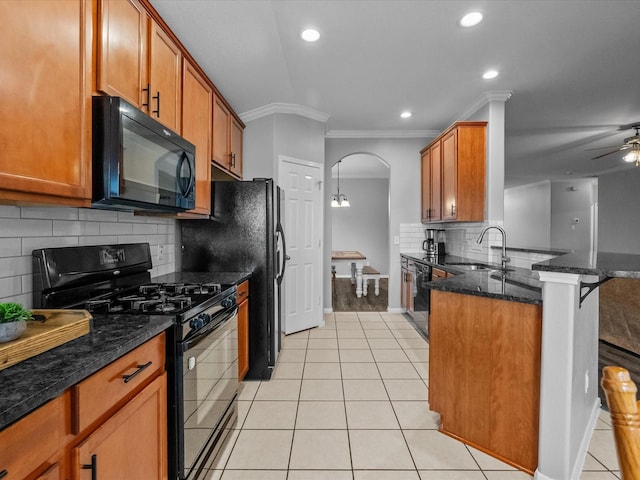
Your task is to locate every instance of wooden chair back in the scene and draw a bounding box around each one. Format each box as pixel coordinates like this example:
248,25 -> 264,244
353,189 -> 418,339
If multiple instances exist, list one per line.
601,366 -> 640,479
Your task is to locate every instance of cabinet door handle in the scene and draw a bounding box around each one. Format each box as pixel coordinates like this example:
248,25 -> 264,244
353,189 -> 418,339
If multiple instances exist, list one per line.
122,361 -> 152,384
152,91 -> 160,117
142,84 -> 150,111
0,469 -> 7,479
82,454 -> 97,480
229,152 -> 235,168
451,204 -> 456,216
426,208 -> 431,221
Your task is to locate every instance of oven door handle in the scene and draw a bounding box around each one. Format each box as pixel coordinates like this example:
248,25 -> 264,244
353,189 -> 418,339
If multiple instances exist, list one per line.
182,306 -> 239,352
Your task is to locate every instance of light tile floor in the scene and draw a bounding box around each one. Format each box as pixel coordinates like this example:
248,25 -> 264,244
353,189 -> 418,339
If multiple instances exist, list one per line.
207,312 -> 622,480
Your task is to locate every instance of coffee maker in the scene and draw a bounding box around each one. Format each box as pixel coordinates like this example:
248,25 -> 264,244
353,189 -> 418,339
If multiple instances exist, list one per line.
423,229 -> 437,258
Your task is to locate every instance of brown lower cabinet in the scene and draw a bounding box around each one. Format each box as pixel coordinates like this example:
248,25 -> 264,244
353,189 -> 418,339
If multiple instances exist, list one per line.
0,332 -> 167,480
237,280 -> 250,381
429,290 -> 542,474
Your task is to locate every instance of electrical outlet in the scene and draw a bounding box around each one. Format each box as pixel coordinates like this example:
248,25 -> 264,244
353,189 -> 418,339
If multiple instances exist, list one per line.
393,235 -> 400,245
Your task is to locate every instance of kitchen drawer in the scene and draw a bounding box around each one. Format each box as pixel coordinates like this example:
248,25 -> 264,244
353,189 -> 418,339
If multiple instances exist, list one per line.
237,280 -> 249,303
432,267 -> 448,279
0,396 -> 62,479
72,332 -> 165,433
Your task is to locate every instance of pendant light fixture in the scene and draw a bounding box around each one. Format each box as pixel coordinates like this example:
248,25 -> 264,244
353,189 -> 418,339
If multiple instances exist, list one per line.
331,160 -> 350,208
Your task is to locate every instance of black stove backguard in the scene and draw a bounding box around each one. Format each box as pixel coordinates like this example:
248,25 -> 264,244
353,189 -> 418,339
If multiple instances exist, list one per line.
32,243 -> 153,308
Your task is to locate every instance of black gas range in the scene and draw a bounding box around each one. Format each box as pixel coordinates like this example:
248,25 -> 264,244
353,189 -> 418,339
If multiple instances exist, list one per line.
32,243 -> 239,480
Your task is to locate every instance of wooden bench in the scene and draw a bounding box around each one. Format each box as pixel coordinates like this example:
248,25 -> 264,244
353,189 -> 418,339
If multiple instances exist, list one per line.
362,265 -> 380,296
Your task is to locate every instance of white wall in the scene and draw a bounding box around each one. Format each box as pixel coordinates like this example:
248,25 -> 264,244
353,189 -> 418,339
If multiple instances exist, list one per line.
551,178 -> 597,251
325,137 -> 424,310
0,205 -> 177,307
598,167 -> 640,254
504,181 -> 551,249
331,178 -> 389,276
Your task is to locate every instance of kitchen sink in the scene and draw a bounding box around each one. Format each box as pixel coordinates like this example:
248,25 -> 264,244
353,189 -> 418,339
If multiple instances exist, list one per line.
447,262 -> 514,273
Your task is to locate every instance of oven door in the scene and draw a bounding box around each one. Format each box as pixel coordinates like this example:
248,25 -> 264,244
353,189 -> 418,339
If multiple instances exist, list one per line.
178,306 -> 239,479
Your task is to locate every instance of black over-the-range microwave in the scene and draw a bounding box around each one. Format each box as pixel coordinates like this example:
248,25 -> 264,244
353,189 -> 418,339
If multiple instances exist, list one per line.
92,96 -> 196,212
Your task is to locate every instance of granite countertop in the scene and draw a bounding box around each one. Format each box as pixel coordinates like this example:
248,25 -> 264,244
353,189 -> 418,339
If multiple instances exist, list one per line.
491,245 -> 570,256
401,253 -> 542,305
531,251 -> 640,278
0,270 -> 253,431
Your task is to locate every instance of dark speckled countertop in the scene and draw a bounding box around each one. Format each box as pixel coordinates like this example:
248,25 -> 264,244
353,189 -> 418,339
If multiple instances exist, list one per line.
401,254 -> 542,305
0,270 -> 252,431
531,251 -> 640,278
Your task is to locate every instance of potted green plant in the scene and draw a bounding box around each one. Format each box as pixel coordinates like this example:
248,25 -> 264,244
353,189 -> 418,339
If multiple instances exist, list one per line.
0,302 -> 33,343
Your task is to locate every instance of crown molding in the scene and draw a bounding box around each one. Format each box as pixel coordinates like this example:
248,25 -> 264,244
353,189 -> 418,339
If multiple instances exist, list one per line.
239,103 -> 330,123
326,130 -> 439,139
455,90 -> 514,122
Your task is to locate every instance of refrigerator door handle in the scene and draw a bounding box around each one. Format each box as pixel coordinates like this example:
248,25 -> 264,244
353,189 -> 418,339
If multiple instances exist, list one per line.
276,224 -> 287,282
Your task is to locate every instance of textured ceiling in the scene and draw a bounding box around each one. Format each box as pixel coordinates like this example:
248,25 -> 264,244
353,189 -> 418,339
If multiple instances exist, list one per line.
150,0 -> 640,187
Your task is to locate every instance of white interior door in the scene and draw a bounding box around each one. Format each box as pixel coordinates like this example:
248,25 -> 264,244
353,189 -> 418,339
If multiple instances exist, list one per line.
279,156 -> 323,334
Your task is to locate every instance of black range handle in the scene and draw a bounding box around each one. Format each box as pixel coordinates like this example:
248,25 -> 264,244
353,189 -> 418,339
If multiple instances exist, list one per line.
82,454 -> 97,480
122,361 -> 152,384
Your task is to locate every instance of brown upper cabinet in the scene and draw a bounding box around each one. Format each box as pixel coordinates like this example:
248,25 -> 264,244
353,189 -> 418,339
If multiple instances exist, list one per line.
420,121 -> 486,223
97,0 -> 182,132
182,61 -> 213,215
213,95 -> 244,179
0,0 -> 93,207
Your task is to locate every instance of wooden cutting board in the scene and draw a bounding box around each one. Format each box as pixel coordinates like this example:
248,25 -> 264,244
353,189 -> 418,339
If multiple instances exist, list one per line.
0,309 -> 92,372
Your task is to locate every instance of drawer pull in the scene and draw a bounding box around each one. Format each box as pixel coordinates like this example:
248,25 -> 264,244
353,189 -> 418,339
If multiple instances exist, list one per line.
82,454 -> 97,480
122,361 -> 152,384
0,470 -> 7,479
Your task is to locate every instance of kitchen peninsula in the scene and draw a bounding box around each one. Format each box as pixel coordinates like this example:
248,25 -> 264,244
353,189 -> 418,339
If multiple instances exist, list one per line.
418,250 -> 640,480
421,257 -> 543,474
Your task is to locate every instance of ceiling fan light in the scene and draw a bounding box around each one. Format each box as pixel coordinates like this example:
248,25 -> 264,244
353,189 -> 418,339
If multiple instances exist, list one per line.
331,194 -> 339,207
623,150 -> 640,163
340,195 -> 350,208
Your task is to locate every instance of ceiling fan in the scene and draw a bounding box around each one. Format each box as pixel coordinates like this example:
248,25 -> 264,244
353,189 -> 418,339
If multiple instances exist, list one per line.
588,123 -> 640,164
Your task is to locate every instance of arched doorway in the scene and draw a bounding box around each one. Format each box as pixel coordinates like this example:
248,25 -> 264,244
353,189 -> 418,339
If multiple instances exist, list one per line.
330,153 -> 390,311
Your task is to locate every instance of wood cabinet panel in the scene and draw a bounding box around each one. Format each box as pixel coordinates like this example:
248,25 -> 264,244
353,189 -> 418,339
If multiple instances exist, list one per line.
96,0 -> 148,107
72,332 -> 165,433
71,373 -> 167,480
35,463 -> 60,480
213,96 -> 232,169
441,130 -> 457,221
0,0 -> 92,206
238,280 -> 249,380
420,149 -> 430,223
230,117 -> 244,178
429,290 -> 541,473
420,122 -> 485,223
149,21 -> 182,131
182,61 -> 213,215
0,396 -> 61,480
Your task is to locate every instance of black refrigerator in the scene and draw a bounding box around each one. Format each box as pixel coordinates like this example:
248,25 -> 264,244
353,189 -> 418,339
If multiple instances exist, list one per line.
180,178 -> 287,380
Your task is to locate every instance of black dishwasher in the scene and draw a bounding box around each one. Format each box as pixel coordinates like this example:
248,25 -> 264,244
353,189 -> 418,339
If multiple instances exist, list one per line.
411,261 -> 431,339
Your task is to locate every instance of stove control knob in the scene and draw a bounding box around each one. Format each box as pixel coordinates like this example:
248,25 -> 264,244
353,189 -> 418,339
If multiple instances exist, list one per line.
190,317 -> 204,330
221,297 -> 235,309
198,313 -> 211,326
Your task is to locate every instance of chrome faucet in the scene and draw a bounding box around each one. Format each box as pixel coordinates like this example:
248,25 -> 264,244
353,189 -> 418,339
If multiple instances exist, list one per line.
476,225 -> 510,271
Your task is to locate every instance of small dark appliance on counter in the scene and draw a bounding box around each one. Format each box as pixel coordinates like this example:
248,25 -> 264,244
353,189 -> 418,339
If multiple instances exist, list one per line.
32,243 -> 238,480
92,96 -> 196,212
180,178 -> 287,380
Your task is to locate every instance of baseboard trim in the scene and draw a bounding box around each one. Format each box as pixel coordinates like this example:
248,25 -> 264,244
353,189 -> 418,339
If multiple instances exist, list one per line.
324,308 -> 334,314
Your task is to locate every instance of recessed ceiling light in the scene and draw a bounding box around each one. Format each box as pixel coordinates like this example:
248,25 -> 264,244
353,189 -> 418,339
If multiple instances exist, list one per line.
400,111 -> 412,119
460,12 -> 483,27
482,70 -> 499,79
301,29 -> 320,42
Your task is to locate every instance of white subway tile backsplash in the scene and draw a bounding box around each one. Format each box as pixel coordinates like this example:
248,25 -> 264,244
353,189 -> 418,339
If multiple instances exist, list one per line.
99,222 -> 134,236
53,220 -> 101,237
0,238 -> 21,257
21,207 -> 79,221
0,276 -> 23,300
21,236 -> 79,256
0,205 -> 178,306
0,256 -> 31,279
0,205 -> 20,218
0,218 -> 52,237
78,208 -> 118,222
